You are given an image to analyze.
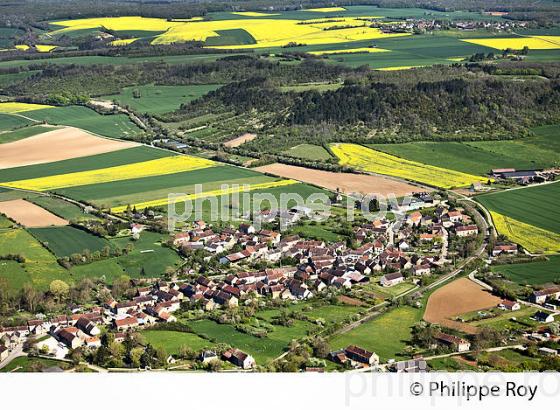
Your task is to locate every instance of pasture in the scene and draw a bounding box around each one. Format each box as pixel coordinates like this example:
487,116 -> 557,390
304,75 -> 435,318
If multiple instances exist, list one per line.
141,330 -> 214,354
28,226 -> 109,257
102,83 -> 223,115
282,144 -> 332,160
329,306 -> 421,361
491,256 -> 560,285
330,143 -> 488,188
189,319 -> 315,363
0,228 -> 67,290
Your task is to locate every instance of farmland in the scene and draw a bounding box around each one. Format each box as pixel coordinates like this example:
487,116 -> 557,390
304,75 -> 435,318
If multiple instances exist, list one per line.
477,182 -> 560,234
424,277 -> 502,334
0,127 -> 139,169
282,144 -> 332,160
330,143 -> 488,188
141,330 -> 214,354
329,306 -> 422,361
0,199 -> 68,227
491,255 -> 560,286
0,125 -> 56,144
28,226 -> 109,257
101,83 -> 223,115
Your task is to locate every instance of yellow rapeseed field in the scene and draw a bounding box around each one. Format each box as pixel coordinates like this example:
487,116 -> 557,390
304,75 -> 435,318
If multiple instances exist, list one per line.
490,211 -> 560,254
461,36 -> 560,50
1,155 -> 216,191
111,179 -> 300,213
0,102 -> 53,114
15,45 -> 30,51
110,38 -> 139,46
35,45 -> 57,52
376,65 -> 424,71
330,143 -> 489,189
49,15 -> 408,49
305,7 -> 347,12
309,47 -> 389,55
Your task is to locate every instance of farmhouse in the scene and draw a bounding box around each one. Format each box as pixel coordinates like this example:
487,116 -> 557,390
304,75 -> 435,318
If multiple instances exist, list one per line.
498,299 -> 521,311
435,333 -> 471,352
344,345 -> 379,366
380,272 -> 404,287
530,287 -> 560,304
114,316 -> 139,331
533,311 -> 555,323
492,243 -> 518,257
222,348 -> 255,369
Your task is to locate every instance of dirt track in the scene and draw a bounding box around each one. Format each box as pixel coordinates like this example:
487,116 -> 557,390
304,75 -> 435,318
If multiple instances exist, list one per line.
223,132 -> 256,148
255,163 -> 423,197
0,199 -> 69,227
0,127 -> 139,169
423,277 -> 501,334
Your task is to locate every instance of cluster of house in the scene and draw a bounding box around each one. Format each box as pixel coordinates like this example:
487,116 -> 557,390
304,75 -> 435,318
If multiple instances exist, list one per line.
373,17 -> 527,35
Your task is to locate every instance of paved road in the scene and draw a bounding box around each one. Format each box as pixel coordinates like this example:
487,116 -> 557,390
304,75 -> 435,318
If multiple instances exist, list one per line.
0,345 -> 24,371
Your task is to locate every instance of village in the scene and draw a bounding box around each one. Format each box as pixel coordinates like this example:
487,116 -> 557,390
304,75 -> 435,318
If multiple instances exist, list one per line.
3,187 -> 557,374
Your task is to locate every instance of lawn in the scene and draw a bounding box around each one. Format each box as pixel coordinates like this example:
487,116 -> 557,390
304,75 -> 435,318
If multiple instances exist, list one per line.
0,146 -> 174,182
363,280 -> 417,298
257,303 -> 364,324
0,228 -> 67,290
491,256 -> 560,285
189,319 -> 315,363
0,125 -> 55,144
141,330 -> 214,354
0,356 -> 70,372
102,83 -> 223,115
329,306 -> 422,361
282,144 -> 332,161
22,105 -> 143,139
290,223 -> 344,242
477,181 -> 560,234
28,226 -> 109,257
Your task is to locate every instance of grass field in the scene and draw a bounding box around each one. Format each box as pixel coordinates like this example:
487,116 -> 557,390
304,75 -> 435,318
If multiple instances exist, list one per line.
282,144 -> 332,160
102,83 -> 223,114
0,356 -> 70,373
0,228 -> 67,290
0,125 -> 56,144
28,226 -> 109,257
189,318 -> 315,363
0,146 -> 174,182
258,303 -> 364,324
491,256 -> 560,285
141,330 -> 214,354
331,143 -> 488,188
477,182 -> 560,233
330,306 -> 422,361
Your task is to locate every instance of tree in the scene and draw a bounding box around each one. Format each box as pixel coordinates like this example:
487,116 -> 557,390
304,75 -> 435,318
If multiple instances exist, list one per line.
21,283 -> 42,312
129,347 -> 144,368
49,280 -> 69,300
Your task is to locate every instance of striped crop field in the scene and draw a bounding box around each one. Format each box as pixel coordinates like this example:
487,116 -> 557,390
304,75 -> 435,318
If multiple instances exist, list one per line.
111,179 -> 301,213
330,143 -> 489,189
0,155 -> 215,191
461,36 -> 560,50
490,211 -> 560,254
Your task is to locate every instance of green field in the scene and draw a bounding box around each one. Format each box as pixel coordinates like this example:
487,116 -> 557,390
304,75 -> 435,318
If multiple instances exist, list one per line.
491,255 -> 560,285
476,182 -> 560,234
103,83 -> 223,115
0,125 -> 55,144
21,106 -> 143,139
330,306 -> 422,361
257,303 -> 364,324
28,226 -> 109,257
0,146 -> 174,182
141,330 -> 214,354
0,113 -> 34,132
189,318 -> 315,363
369,128 -> 560,177
29,196 -> 101,222
282,144 -> 332,161
0,228 -> 67,290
